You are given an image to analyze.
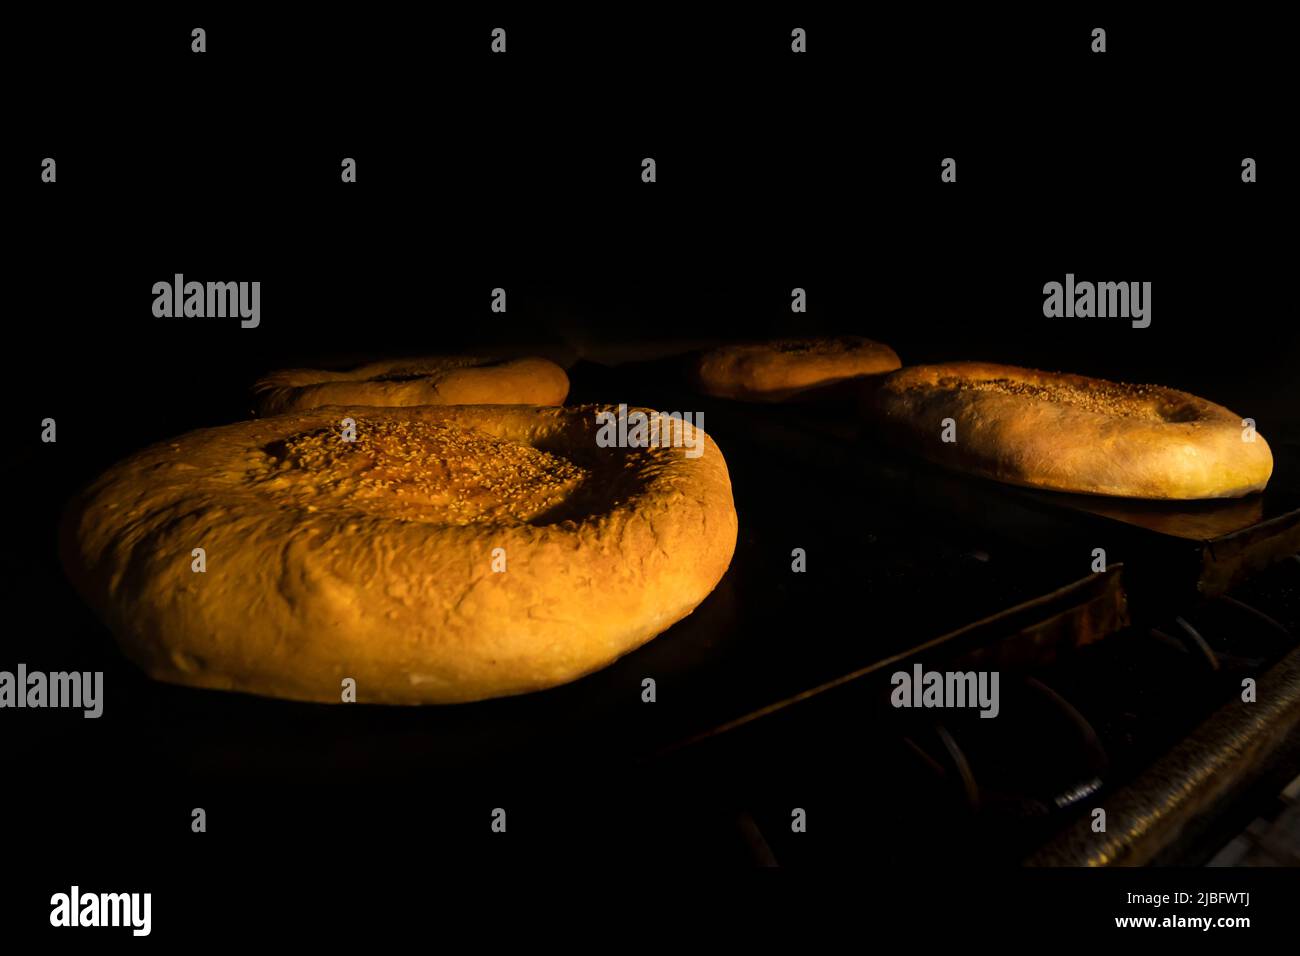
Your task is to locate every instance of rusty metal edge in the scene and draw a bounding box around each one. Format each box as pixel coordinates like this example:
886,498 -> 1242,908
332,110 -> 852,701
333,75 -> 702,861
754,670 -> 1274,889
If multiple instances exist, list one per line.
1200,517 -> 1300,597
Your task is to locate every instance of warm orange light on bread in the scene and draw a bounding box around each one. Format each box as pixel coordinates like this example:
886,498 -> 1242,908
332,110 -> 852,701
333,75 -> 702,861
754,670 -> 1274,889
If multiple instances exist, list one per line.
866,362 -> 1273,499
253,355 -> 569,415
693,336 -> 901,402
62,405 -> 738,704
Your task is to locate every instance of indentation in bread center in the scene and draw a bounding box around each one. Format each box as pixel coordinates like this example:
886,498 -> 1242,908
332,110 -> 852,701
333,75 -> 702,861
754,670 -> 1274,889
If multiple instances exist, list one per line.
938,376 -> 1192,422
252,420 -> 592,525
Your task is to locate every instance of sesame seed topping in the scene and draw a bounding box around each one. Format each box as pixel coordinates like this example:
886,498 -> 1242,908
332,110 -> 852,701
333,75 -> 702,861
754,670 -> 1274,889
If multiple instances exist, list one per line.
936,376 -> 1184,421
247,419 -> 593,526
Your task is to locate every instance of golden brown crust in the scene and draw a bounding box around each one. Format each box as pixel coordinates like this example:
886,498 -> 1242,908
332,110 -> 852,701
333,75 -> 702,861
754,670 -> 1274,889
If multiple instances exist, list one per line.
693,336 -> 901,402
61,405 -> 737,704
866,362 -> 1273,499
253,355 -> 570,415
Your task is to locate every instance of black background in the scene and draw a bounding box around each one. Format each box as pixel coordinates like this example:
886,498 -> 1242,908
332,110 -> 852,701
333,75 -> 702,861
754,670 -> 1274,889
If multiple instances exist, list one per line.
3,5 -> 1296,940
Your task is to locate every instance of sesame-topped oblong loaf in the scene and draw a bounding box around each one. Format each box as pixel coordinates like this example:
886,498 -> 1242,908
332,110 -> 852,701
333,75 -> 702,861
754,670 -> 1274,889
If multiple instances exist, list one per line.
61,405 -> 737,704
253,355 -> 570,415
865,362 -> 1273,500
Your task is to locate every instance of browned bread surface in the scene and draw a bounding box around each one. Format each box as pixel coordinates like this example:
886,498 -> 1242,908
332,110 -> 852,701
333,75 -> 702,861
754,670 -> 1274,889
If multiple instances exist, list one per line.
253,355 -> 569,414
62,404 -> 737,704
866,362 -> 1273,499
693,336 -> 901,402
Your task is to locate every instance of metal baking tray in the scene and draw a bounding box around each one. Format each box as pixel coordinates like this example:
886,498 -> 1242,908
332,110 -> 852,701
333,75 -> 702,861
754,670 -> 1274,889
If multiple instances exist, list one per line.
119,358 -> 1137,780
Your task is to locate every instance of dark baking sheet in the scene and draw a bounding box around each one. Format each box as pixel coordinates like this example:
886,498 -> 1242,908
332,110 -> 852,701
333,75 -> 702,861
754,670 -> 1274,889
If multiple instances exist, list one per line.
1015,450 -> 1300,596
648,345 -> 1300,616
12,356 -> 1150,785
854,421 -> 1300,608
93,357 -> 1128,779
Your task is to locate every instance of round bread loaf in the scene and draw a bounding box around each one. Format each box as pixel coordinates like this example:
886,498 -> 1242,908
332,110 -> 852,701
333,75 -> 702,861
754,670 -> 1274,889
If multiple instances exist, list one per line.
867,362 -> 1273,499
253,355 -> 569,415
61,404 -> 737,704
693,336 -> 901,402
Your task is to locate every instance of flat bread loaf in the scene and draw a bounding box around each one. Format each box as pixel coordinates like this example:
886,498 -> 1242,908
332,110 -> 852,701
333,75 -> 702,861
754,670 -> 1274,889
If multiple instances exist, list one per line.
61,404 -> 737,704
693,336 -> 901,402
866,362 -> 1272,499
253,355 -> 569,415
